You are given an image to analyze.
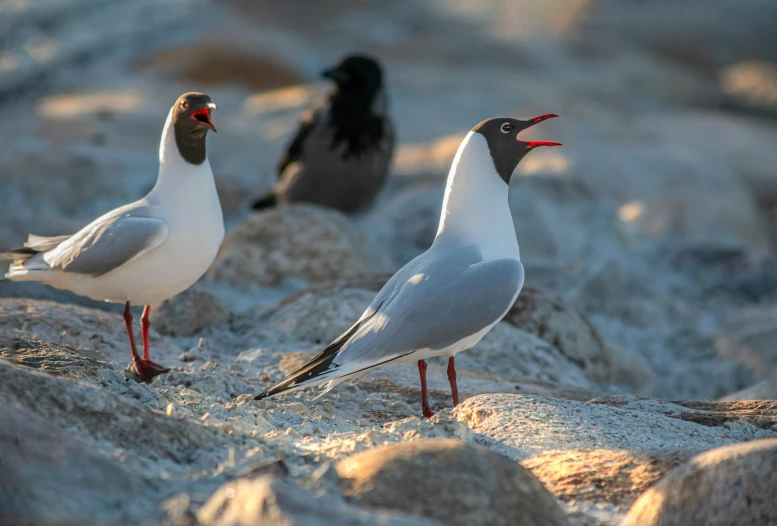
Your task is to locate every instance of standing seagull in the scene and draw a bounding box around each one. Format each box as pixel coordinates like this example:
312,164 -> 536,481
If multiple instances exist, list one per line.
251,53 -> 394,213
3,92 -> 225,382
255,114 -> 561,416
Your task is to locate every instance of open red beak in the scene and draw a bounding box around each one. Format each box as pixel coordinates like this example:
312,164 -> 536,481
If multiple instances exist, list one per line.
518,114 -> 562,148
191,104 -> 218,132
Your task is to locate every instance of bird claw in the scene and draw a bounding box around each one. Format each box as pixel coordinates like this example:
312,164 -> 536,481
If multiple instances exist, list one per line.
422,409 -> 436,419
128,358 -> 170,382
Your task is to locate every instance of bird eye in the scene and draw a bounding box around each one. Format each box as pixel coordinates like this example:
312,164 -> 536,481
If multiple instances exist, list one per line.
180,100 -> 189,110
501,122 -> 512,133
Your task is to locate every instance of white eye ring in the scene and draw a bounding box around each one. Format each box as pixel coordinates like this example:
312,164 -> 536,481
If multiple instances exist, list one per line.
500,122 -> 512,133
180,100 -> 189,109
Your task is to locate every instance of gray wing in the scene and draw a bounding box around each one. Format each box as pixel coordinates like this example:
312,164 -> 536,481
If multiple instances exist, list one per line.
35,212 -> 168,276
254,245 -> 524,399
333,248 -> 525,368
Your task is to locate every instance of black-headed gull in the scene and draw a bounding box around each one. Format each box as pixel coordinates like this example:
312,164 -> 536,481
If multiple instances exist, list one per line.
255,114 -> 561,416
3,92 -> 225,381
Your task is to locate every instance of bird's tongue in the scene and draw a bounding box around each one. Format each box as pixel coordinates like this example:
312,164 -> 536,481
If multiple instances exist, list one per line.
192,108 -> 216,132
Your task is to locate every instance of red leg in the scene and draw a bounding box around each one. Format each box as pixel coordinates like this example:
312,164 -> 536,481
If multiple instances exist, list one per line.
127,303 -> 169,382
124,302 -> 141,362
447,356 -> 460,406
417,359 -> 435,418
141,305 -> 151,361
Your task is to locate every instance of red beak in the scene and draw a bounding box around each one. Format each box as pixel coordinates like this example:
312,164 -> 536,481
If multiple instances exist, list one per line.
191,108 -> 217,132
518,113 -> 562,147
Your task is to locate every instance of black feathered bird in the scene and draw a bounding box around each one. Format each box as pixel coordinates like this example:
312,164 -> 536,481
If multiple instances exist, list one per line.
252,54 -> 395,213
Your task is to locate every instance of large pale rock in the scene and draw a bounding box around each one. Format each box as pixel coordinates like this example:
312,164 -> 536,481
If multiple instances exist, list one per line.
336,439 -> 569,526
208,205 -> 394,286
452,394 -> 774,461
622,439 -> 777,526
0,404 -> 152,526
153,284 -> 230,337
0,298 -> 181,368
0,360 -> 223,462
197,475 -> 436,526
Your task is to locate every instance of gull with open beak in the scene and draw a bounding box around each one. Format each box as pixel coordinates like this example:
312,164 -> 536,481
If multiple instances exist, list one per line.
255,114 -> 562,417
2,92 -> 225,382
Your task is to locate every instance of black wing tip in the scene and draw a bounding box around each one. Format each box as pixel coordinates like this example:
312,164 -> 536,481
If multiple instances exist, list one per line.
251,192 -> 277,211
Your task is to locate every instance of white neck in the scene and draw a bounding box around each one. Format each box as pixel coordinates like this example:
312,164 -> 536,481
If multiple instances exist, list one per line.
150,107 -> 214,199
434,131 -> 520,261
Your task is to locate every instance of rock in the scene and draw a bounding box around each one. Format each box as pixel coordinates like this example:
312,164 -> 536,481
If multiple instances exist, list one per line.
621,438 -> 777,526
721,373 -> 777,401
0,404 -> 152,526
589,396 -> 777,431
509,175 -> 619,268
448,324 -> 593,389
0,278 -> 121,313
0,298 -> 181,368
569,144 -> 770,249
523,449 -> 693,509
336,439 -> 569,526
716,304 -> 777,379
364,181 -> 444,264
207,205 -> 394,286
0,336 -> 110,379
153,284 -> 230,337
452,394 -> 775,462
503,286 -> 615,385
255,287 -> 374,344
197,474 -> 437,526
720,60 -> 777,118
0,360 -> 223,463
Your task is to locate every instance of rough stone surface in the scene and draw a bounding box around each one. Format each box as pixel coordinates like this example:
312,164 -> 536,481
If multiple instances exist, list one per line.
523,449 -> 693,509
0,360 -> 224,463
622,439 -> 777,526
208,205 -> 394,286
589,396 -> 777,430
452,394 -> 775,461
153,284 -> 230,337
197,475 -> 437,526
0,298 -> 182,367
336,439 -> 569,526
